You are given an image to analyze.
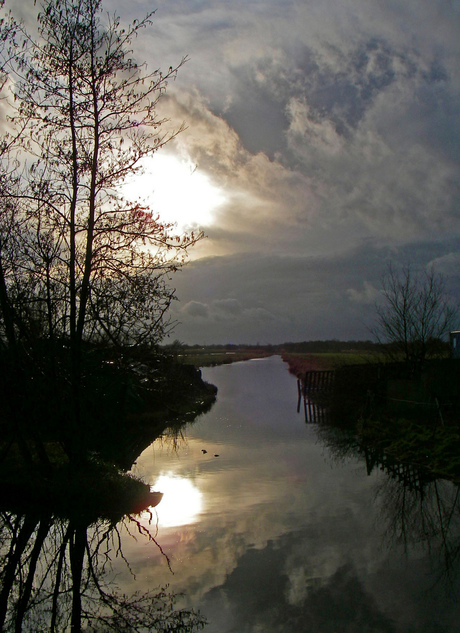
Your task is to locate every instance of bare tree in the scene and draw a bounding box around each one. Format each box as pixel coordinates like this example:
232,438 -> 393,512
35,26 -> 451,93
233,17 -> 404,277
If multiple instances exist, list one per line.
0,2 -> 28,352
5,0 -> 201,351
0,0 -> 203,467
373,264 -> 457,366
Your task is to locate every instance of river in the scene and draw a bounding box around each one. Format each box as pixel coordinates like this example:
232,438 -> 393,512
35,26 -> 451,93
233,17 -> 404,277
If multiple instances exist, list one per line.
115,355 -> 460,632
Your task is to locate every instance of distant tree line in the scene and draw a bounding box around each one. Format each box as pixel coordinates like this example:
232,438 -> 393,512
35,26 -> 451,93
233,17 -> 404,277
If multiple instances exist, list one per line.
169,337 -> 452,357
170,264 -> 458,364
280,340 -> 380,354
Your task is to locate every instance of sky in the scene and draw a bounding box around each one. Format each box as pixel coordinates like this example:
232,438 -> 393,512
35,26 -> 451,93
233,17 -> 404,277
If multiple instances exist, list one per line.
20,0 -> 460,344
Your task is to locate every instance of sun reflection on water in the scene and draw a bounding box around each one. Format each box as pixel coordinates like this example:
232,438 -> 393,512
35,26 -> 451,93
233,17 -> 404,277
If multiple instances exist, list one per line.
150,474 -> 203,528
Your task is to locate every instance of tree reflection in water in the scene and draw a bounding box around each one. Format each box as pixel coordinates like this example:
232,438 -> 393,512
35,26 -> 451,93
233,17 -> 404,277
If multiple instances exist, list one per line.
374,469 -> 460,588
0,509 -> 206,632
317,424 -> 460,592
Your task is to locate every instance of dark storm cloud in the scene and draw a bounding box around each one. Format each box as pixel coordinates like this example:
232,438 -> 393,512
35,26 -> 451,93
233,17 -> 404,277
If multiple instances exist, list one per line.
171,238 -> 460,344
157,4 -> 457,163
212,36 -> 415,157
223,65 -> 289,158
171,249 -> 377,344
101,0 -> 460,342
295,39 -> 412,133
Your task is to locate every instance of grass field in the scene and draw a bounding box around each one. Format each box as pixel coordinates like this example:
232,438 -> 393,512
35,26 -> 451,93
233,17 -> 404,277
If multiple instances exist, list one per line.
176,347 -> 273,367
173,345 -> 382,374
281,351 -> 381,378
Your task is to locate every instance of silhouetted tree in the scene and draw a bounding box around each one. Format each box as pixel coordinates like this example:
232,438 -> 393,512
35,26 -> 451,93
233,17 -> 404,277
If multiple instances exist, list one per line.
373,264 -> 457,366
0,0 -> 202,466
7,0 -> 200,349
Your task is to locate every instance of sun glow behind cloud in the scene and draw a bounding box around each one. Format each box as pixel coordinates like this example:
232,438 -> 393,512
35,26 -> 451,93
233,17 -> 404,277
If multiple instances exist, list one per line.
123,153 -> 226,232
114,0 -> 460,345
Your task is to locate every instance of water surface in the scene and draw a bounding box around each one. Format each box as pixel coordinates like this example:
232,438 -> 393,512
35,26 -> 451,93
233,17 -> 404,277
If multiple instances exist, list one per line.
124,355 -> 460,632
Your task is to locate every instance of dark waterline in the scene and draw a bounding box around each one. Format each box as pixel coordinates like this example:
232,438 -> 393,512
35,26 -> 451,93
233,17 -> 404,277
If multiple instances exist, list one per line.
124,355 -> 460,633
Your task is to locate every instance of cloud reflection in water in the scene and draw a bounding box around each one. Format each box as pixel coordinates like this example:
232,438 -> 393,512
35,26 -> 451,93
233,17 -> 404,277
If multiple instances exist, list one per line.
124,357 -> 460,632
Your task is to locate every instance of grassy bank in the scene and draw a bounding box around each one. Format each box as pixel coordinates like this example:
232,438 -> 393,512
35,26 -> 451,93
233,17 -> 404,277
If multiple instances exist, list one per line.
175,346 -> 274,367
0,452 -> 160,520
0,349 -> 217,518
170,344 -> 378,372
288,352 -> 460,483
281,351 -> 377,377
359,416 -> 460,484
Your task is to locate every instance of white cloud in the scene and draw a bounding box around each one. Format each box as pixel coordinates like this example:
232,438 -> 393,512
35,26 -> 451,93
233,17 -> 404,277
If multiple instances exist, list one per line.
427,252 -> 460,278
346,281 -> 380,304
286,97 -> 344,154
213,299 -> 242,317
182,301 -> 210,318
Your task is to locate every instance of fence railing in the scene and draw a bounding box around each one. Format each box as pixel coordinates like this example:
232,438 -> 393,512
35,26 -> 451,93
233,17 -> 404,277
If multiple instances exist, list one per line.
297,370 -> 335,423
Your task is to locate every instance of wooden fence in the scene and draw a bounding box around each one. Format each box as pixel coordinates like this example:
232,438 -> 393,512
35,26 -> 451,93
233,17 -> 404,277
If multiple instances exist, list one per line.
363,445 -> 431,494
297,370 -> 335,423
302,370 -> 335,394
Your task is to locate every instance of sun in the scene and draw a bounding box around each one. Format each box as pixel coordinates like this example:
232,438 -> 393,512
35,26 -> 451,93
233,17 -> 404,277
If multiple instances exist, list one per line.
122,153 -> 226,231
149,474 -> 203,528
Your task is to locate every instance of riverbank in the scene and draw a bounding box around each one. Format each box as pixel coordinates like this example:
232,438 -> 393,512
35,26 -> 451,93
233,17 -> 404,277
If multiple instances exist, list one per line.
291,353 -> 460,483
175,346 -> 274,367
0,455 -> 161,520
358,415 -> 460,484
131,347 -> 460,484
0,349 -> 217,518
281,350 -> 380,376
169,343 -> 377,373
